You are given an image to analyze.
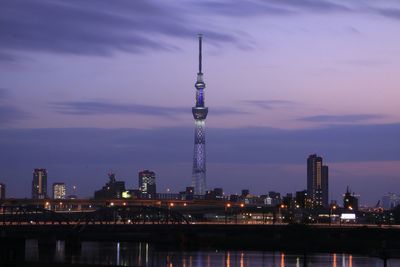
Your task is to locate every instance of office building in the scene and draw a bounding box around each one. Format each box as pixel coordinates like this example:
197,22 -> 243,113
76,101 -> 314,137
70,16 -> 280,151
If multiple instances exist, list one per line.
295,190 -> 309,209
307,154 -> 329,208
268,191 -> 282,206
382,193 -> 400,210
179,186 -> 194,200
94,172 -> 126,199
282,193 -> 294,209
53,183 -> 66,199
343,187 -> 359,211
205,188 -> 224,200
138,170 -> 156,199
0,183 -> 5,200
32,168 -> 48,199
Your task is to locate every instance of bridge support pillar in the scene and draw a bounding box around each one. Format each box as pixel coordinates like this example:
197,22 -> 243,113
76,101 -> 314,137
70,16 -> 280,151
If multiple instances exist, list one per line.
38,235 -> 57,262
65,234 -> 82,255
0,237 -> 25,262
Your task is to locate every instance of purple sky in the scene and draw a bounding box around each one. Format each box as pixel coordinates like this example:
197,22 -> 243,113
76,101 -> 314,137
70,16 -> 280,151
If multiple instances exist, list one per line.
1,0 -> 400,205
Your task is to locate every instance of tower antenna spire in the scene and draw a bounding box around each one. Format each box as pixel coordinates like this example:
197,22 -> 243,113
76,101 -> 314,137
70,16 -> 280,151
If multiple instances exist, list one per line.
198,34 -> 203,74
192,34 -> 208,195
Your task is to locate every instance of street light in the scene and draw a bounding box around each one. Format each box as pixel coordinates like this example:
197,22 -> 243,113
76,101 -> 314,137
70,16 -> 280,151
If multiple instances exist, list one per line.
330,205 -> 337,226
225,203 -> 231,224
167,203 -> 174,224
235,203 -> 244,224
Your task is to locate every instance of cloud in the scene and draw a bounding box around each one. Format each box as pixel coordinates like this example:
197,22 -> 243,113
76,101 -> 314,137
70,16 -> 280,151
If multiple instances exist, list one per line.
0,106 -> 31,125
212,107 -> 251,115
377,8 -> 400,20
51,101 -> 188,117
0,0 -> 238,58
0,51 -> 18,62
343,59 -> 388,67
196,1 -> 293,17
196,0 -> 351,17
2,0 -> 396,61
270,0 -> 352,13
1,123 -> 399,199
1,123 -> 399,165
0,88 -> 7,99
0,88 -> 31,125
243,100 -> 298,110
51,100 -> 248,117
299,114 -> 385,123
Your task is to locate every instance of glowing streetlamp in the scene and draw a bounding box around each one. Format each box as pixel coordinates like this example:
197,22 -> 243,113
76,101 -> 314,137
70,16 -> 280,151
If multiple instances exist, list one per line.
225,203 -> 231,224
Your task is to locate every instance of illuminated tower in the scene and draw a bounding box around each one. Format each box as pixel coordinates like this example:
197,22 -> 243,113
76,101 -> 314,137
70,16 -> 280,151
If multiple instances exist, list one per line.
192,34 -> 208,195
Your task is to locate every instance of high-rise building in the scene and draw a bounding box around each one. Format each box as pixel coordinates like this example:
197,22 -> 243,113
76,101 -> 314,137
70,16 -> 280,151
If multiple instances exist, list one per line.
282,193 -> 294,209
322,165 -> 329,207
343,187 -> 359,211
269,191 -> 282,206
295,190 -> 308,209
53,183 -> 66,199
191,34 -> 208,195
205,188 -> 224,200
307,154 -> 329,208
138,170 -> 156,199
382,193 -> 400,210
180,186 -> 194,200
0,183 -> 5,200
94,172 -> 126,199
32,168 -> 48,199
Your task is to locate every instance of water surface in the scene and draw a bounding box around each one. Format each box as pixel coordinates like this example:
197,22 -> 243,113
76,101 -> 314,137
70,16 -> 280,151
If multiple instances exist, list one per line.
25,240 -> 398,266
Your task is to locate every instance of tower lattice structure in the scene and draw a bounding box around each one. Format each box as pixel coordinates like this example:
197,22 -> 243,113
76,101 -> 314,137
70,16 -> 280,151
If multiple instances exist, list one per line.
191,35 -> 208,195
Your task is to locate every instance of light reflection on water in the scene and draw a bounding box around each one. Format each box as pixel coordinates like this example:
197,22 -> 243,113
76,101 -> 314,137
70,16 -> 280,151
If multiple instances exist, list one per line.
25,239 -> 399,266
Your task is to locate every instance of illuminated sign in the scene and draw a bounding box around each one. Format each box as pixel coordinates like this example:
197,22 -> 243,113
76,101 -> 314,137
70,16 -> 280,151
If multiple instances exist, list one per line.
341,213 -> 356,220
122,191 -> 131,199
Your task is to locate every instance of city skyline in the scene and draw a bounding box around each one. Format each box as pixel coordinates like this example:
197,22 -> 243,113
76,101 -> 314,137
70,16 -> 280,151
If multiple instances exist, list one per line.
1,1 -> 400,204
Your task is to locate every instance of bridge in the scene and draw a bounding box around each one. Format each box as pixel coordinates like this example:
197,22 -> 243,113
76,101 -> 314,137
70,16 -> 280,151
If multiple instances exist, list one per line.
0,205 -> 189,226
1,206 -> 400,265
1,202 -> 400,264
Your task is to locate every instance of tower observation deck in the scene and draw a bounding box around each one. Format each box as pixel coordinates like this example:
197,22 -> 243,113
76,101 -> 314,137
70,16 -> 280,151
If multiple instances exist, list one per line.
192,34 -> 208,195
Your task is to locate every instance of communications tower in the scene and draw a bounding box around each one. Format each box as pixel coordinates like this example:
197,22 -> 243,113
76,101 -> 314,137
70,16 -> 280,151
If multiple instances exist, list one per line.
191,34 -> 208,195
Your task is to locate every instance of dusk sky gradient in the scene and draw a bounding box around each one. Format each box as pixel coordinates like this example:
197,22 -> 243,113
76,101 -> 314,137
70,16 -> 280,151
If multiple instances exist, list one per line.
1,0 -> 400,205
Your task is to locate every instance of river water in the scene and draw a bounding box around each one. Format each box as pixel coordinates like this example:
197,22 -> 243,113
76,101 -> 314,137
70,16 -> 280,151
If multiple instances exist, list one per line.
25,240 -> 399,266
